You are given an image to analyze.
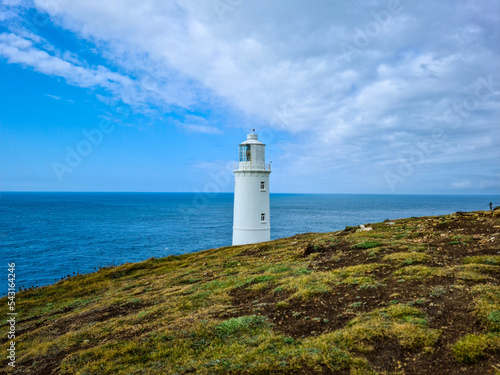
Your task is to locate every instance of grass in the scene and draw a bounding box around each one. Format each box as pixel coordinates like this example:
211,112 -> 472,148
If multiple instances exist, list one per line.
351,241 -> 383,250
330,304 -> 440,353
382,252 -> 429,266
471,284 -> 500,330
393,265 -> 438,280
1,210 -> 499,374
451,333 -> 500,363
215,315 -> 269,338
463,255 -> 500,266
429,286 -> 447,298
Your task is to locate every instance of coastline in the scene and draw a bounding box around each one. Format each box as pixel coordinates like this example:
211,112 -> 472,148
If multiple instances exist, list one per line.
2,192 -> 499,292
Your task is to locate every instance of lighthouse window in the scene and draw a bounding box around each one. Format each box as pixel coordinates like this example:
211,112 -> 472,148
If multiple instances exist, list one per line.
239,145 -> 251,162
260,181 -> 265,190
261,213 -> 266,222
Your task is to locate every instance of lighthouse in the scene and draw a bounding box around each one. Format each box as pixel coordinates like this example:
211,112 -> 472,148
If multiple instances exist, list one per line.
232,130 -> 271,246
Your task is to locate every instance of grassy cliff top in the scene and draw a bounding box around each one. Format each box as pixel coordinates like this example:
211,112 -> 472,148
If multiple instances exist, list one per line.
1,210 -> 500,374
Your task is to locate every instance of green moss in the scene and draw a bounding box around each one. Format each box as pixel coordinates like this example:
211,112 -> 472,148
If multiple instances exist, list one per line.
383,252 -> 429,266
351,241 -> 383,250
292,268 -> 312,275
429,286 -> 446,298
243,275 -> 278,287
276,301 -> 290,309
215,315 -> 269,338
451,333 -> 500,363
472,284 -> 500,330
463,255 -> 500,266
329,305 -> 440,352
488,311 -> 500,326
454,264 -> 497,281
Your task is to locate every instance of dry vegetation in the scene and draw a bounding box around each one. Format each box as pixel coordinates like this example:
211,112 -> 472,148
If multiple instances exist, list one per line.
1,210 -> 500,374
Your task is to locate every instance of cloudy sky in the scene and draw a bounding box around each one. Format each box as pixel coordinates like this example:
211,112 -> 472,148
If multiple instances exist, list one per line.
0,0 -> 499,194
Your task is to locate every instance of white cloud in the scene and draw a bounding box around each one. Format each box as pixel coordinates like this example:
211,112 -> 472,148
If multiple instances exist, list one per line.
2,0 -> 499,193
0,32 -> 134,96
179,124 -> 222,135
452,180 -> 472,189
173,115 -> 222,134
0,27 -> 208,112
0,10 -> 14,21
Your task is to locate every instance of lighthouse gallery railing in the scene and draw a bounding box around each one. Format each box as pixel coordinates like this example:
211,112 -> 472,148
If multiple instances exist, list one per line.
234,163 -> 271,171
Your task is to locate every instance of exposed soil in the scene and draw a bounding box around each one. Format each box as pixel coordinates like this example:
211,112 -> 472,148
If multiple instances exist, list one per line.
361,288 -> 492,375
228,211 -> 500,374
307,241 -> 390,270
48,300 -> 150,336
6,305 -> 77,340
3,211 -> 499,375
229,281 -> 497,374
25,346 -> 78,375
6,301 -> 151,375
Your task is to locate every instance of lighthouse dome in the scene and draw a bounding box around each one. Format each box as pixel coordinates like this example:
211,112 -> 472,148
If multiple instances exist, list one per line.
240,131 -> 265,146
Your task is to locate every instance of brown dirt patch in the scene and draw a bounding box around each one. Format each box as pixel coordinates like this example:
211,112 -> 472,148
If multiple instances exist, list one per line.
225,211 -> 500,372
306,241 -> 394,270
360,287 -> 494,375
3,301 -> 151,375
228,264 -> 499,374
432,213 -> 498,235
17,346 -> 78,375
47,300 -> 150,336
0,305 -> 77,344
229,276 -> 438,339
228,279 -> 498,374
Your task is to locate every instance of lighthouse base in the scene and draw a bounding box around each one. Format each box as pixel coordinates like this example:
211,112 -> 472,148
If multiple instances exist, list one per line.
232,227 -> 270,246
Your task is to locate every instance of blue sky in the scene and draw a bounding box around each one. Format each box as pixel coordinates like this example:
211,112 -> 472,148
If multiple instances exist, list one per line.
0,0 -> 499,194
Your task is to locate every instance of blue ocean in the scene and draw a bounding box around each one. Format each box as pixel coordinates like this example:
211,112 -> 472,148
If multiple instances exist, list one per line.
0,192 -> 497,293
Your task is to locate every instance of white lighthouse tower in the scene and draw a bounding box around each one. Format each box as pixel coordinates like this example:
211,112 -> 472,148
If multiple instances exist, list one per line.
232,130 -> 271,246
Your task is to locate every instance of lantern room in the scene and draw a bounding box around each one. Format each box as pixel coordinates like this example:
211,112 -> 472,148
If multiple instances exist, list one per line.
238,130 -> 266,170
